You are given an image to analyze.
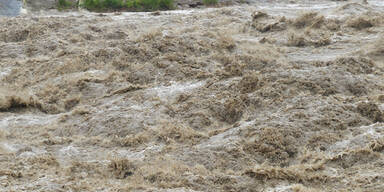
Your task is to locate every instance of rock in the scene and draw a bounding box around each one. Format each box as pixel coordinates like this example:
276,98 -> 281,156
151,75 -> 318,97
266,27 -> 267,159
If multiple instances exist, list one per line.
0,0 -> 23,16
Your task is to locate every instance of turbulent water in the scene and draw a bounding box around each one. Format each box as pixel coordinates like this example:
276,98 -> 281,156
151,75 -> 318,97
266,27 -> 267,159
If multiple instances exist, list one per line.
0,0 -> 384,191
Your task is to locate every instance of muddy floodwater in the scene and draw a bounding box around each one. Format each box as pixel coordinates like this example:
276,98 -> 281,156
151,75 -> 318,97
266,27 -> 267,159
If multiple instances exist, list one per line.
0,0 -> 384,191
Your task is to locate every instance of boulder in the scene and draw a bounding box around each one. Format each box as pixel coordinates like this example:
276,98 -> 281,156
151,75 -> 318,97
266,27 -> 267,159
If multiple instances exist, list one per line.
0,0 -> 23,16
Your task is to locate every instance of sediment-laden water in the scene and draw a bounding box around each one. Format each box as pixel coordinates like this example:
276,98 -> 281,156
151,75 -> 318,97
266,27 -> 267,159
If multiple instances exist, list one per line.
0,0 -> 383,191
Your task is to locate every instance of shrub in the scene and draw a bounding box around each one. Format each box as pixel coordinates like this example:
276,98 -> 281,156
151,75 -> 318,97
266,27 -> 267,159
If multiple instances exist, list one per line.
203,0 -> 218,6
82,0 -> 104,11
103,0 -> 125,9
126,0 -> 174,11
82,0 -> 173,11
136,0 -> 160,11
83,0 -> 125,11
158,0 -> 174,10
58,0 -> 73,10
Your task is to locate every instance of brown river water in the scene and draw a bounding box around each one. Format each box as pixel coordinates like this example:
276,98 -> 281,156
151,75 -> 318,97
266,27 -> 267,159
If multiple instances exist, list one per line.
0,0 -> 383,191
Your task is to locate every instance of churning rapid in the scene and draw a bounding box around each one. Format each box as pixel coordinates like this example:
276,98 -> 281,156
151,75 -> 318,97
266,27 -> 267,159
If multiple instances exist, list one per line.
0,0 -> 384,191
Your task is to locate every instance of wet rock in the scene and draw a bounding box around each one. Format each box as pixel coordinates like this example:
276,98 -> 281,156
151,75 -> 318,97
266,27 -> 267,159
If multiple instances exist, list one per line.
0,0 -> 22,16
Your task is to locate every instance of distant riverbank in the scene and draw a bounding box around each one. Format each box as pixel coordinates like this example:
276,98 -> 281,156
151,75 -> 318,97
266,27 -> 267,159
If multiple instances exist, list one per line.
1,0 -> 243,17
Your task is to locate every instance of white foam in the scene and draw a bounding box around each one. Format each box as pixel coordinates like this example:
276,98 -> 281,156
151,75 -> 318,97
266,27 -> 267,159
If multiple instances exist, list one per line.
59,145 -> 79,157
329,123 -> 384,154
148,80 -> 205,101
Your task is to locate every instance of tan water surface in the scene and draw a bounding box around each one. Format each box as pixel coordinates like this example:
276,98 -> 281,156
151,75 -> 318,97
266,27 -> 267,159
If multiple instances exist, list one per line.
0,0 -> 383,191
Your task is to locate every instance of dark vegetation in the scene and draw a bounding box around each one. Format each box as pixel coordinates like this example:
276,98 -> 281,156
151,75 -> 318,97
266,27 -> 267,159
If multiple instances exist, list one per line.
58,0 -> 74,10
203,0 -> 218,6
81,0 -> 174,11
